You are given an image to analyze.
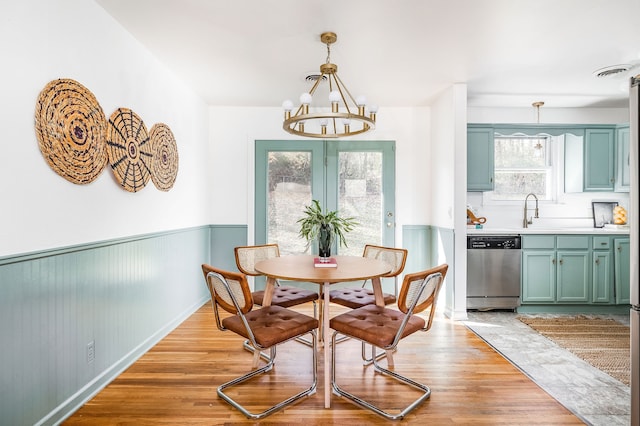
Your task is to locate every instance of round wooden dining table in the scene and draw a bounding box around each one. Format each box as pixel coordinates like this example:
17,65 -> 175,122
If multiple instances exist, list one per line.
254,254 -> 391,408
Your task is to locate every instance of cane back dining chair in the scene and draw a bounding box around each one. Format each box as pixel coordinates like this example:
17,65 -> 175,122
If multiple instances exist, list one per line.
234,244 -> 318,314
329,244 -> 408,361
328,244 -> 408,309
329,263 -> 448,420
235,244 -> 319,351
202,264 -> 318,420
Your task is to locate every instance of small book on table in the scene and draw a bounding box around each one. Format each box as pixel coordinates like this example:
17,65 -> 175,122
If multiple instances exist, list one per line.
314,257 -> 337,268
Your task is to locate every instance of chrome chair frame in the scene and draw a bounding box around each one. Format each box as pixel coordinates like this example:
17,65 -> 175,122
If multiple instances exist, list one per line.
329,244 -> 408,361
330,265 -> 447,420
204,268 -> 318,420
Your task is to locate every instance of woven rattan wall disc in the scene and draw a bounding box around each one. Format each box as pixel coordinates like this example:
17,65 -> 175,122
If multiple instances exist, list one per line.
149,123 -> 179,191
34,78 -> 108,184
106,108 -> 152,192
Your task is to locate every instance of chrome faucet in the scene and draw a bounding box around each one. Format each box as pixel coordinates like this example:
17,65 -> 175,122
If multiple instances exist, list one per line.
523,193 -> 539,228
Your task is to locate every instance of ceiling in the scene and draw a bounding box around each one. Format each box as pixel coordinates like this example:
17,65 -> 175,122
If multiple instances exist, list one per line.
96,0 -> 640,109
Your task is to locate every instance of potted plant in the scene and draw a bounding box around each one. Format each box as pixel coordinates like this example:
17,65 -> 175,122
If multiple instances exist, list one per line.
297,199 -> 358,259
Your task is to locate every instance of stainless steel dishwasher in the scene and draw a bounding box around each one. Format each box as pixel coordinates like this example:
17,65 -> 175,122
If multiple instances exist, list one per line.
467,235 -> 521,310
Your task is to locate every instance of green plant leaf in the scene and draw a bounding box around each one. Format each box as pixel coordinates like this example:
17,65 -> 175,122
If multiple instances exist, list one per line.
297,199 -> 358,250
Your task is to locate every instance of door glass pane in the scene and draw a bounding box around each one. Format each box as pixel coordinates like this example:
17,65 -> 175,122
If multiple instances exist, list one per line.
267,151 -> 311,255
338,151 -> 383,255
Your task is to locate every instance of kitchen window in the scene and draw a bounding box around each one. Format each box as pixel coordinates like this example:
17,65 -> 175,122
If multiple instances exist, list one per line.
489,135 -> 554,201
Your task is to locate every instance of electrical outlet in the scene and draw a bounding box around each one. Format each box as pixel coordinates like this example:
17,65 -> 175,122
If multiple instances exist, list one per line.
87,340 -> 95,364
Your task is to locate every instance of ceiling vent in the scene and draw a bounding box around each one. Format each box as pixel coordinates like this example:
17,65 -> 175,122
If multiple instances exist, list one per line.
304,72 -> 328,82
593,64 -> 632,78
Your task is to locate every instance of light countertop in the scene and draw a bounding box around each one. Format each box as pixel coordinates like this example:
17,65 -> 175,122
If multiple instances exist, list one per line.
466,225 -> 630,235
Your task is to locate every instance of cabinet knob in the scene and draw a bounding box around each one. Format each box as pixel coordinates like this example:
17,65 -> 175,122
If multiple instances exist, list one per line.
595,259 -> 600,265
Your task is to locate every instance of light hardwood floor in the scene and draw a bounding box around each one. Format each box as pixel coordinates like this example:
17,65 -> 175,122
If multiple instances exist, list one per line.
64,303 -> 583,425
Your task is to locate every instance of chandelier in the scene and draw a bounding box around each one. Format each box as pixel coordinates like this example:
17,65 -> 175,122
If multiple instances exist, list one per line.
282,32 -> 377,138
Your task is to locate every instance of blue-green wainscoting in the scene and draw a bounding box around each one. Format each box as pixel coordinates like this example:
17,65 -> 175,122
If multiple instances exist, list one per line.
402,225 -> 455,314
0,224 -> 247,426
402,225 -> 454,273
402,225 -> 433,274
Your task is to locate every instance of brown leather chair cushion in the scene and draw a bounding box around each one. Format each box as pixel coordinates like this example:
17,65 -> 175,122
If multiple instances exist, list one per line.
329,287 -> 396,309
329,304 -> 425,348
253,286 -> 318,308
222,305 -> 318,348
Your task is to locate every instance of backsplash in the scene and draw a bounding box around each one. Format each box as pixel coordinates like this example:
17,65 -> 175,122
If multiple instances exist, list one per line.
467,192 -> 630,230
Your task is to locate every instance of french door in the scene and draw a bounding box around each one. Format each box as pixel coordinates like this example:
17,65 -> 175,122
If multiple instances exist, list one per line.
255,140 -> 396,257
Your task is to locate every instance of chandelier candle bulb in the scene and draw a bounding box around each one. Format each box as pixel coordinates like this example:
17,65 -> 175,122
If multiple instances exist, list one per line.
282,100 -> 293,120
356,95 -> 366,115
329,90 -> 341,102
329,90 -> 340,113
300,93 -> 312,105
320,118 -> 328,135
369,104 -> 378,121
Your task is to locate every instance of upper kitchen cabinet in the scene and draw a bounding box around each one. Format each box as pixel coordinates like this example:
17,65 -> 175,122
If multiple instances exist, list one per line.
615,125 -> 630,192
584,128 -> 615,191
468,123 -> 629,194
467,127 -> 494,191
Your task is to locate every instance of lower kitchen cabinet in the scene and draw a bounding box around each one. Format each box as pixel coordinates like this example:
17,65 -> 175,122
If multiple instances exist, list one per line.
521,234 -> 627,307
592,236 -> 613,303
556,248 -> 590,302
522,249 -> 556,302
614,237 -> 630,304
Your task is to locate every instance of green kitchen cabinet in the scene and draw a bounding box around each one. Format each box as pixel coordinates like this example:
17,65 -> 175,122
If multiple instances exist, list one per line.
521,235 -> 556,303
522,235 -> 590,304
615,126 -> 630,192
584,128 -> 615,191
522,249 -> 556,302
555,235 -> 590,302
591,236 -> 613,303
614,237 -> 630,304
522,234 -> 630,307
467,127 -> 494,191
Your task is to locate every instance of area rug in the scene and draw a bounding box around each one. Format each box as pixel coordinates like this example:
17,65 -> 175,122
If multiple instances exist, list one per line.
517,315 -> 630,385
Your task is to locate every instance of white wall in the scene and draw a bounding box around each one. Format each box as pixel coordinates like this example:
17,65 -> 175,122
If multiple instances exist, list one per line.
431,84 -> 469,320
430,89 -> 457,229
0,0 -> 210,257
468,106 -> 629,125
